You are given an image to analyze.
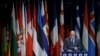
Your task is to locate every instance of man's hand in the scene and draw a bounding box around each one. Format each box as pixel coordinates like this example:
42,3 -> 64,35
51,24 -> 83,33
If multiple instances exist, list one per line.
74,47 -> 78,50
67,49 -> 72,52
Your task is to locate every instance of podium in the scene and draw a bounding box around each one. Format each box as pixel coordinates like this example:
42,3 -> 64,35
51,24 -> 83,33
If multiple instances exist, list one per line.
61,51 -> 88,56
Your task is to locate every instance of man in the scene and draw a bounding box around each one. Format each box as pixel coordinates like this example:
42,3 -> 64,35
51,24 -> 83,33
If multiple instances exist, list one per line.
63,30 -> 81,52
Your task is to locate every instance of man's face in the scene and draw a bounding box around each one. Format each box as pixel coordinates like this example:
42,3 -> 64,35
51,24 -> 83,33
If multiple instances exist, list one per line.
70,33 -> 75,38
70,31 -> 75,38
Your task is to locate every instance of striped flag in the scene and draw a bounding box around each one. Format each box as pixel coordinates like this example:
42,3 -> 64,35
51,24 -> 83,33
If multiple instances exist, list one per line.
11,3 -> 17,56
41,0 -> 49,55
36,0 -> 49,56
26,2 -> 33,56
82,0 -> 88,51
75,4 -> 81,39
49,0 -> 60,56
59,0 -> 64,48
32,1 -> 39,56
89,0 -> 95,56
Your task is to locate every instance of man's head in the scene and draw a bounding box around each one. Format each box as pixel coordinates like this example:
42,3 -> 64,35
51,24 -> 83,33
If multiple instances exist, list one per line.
70,30 -> 75,38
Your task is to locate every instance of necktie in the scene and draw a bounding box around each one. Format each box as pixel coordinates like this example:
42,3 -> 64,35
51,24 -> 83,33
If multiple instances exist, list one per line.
71,38 -> 74,44
73,38 -> 74,44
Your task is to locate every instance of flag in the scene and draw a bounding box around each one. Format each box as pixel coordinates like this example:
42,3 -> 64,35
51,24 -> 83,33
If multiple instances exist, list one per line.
32,1 -> 39,56
26,1 -> 33,56
17,3 -> 26,56
6,25 -> 12,56
7,25 -> 12,56
44,0 -> 49,39
44,0 -> 49,54
32,1 -> 44,56
41,0 -> 49,55
22,2 -> 26,56
59,0 -> 64,48
49,0 -> 60,56
82,0 -> 88,51
11,3 -> 17,56
32,1 -> 40,56
15,2 -> 21,56
5,25 -> 10,56
75,4 -> 81,39
89,0 -> 95,56
2,27 -> 7,56
6,26 -> 10,56
36,0 -> 49,56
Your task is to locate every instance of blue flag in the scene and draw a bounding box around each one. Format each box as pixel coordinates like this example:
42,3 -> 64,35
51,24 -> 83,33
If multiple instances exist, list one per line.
37,0 -> 48,56
89,0 -> 95,56
75,4 -> 81,39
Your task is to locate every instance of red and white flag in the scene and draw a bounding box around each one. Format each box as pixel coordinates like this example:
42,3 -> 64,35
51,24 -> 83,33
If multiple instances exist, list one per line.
26,2 -> 33,56
59,0 -> 64,48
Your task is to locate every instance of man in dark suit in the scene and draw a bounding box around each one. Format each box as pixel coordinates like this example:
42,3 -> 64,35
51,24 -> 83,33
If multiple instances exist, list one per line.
63,30 -> 81,52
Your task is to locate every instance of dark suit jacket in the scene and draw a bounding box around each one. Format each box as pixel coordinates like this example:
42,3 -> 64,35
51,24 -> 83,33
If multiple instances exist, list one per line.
63,37 -> 81,51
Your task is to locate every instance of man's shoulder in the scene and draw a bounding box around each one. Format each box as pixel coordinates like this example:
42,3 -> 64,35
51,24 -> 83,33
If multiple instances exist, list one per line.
75,38 -> 80,41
